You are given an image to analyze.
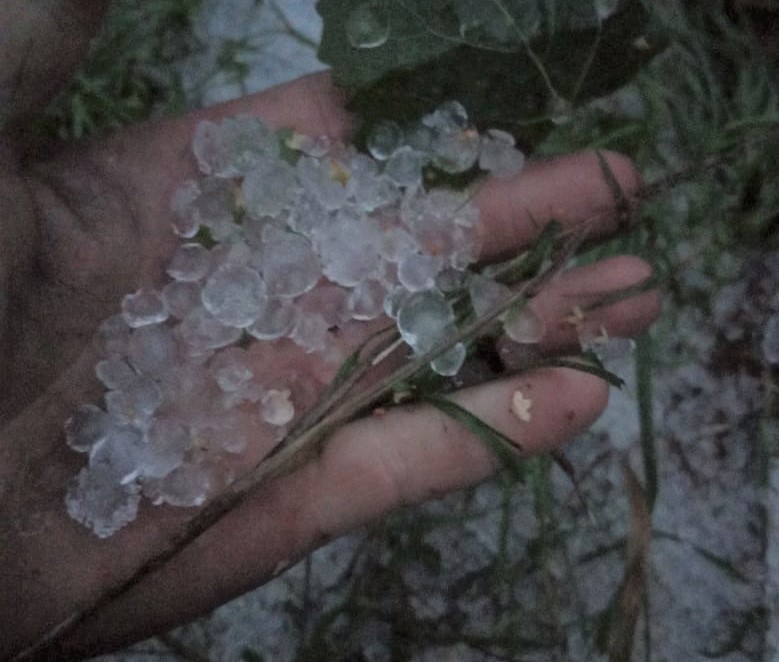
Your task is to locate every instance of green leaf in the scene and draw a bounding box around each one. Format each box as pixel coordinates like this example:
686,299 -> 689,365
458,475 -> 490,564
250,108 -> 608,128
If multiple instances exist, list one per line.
546,352 -> 626,389
330,349 -> 362,391
317,0 -> 457,88
422,394 -> 526,481
596,148 -> 631,217
484,219 -> 562,284
318,0 -> 666,149
276,127 -> 304,166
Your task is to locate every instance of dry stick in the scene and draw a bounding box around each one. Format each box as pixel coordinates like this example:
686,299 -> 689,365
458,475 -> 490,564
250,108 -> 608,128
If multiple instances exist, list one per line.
14,157 -> 721,660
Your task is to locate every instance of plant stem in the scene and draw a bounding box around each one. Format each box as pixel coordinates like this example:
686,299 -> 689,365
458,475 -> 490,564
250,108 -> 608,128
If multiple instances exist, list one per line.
635,332 -> 657,511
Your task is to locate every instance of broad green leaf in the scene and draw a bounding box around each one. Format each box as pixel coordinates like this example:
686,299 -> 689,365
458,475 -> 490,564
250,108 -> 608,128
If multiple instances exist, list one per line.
452,0 -> 542,45
318,0 -> 666,149
317,0 -> 458,88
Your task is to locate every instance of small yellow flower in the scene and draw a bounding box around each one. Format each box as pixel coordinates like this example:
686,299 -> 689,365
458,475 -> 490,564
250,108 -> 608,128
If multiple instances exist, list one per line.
511,390 -> 532,423
564,305 -> 585,329
284,131 -> 308,151
328,159 -> 351,186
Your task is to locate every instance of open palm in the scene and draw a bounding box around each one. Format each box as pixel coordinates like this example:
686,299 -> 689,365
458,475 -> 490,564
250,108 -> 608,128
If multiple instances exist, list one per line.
0,3 -> 660,659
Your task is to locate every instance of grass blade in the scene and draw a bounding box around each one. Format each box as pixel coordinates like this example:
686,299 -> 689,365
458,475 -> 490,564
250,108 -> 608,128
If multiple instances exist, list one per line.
484,219 -> 562,285
421,394 -> 526,482
544,353 -> 626,389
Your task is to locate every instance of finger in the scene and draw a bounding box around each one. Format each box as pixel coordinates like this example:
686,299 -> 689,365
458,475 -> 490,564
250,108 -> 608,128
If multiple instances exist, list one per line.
0,0 -> 111,127
521,255 -> 662,355
306,367 -> 609,528
475,150 -> 643,261
62,367 -> 608,655
100,72 -> 354,213
100,74 -> 638,263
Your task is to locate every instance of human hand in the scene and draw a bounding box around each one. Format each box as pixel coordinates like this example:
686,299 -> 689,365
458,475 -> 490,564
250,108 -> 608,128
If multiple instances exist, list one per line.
0,2 -> 660,659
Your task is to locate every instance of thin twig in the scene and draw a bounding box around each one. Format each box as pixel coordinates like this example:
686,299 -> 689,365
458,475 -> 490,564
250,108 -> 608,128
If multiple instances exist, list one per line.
285,324 -> 396,439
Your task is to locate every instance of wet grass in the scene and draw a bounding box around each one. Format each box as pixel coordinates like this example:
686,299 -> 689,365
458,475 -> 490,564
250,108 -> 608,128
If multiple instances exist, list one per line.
38,0 -> 202,140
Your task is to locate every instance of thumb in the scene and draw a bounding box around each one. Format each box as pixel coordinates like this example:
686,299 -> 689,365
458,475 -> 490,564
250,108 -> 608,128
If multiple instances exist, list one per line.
0,0 -> 110,129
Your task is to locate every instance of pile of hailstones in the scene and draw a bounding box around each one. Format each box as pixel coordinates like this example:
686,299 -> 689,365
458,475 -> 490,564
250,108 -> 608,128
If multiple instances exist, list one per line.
65,101 -> 533,538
